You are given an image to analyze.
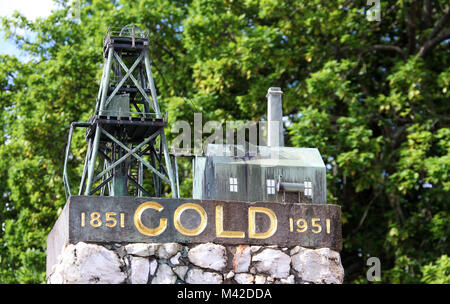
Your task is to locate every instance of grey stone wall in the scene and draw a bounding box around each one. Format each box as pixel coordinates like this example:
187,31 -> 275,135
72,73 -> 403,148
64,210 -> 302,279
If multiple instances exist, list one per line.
47,242 -> 344,284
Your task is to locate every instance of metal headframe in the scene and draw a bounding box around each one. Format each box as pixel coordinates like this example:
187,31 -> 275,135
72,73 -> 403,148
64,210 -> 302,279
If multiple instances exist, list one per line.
63,25 -> 179,199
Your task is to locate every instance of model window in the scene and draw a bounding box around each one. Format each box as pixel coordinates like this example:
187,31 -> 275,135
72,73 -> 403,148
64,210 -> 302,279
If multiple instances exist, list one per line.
229,177 -> 238,192
267,179 -> 275,194
304,181 -> 313,196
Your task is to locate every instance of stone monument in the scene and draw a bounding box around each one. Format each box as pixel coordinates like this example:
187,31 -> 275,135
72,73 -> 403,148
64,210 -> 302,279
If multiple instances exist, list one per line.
46,26 -> 344,284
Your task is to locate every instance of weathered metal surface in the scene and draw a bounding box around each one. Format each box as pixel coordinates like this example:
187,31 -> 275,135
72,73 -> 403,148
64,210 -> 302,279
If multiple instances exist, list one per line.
105,94 -> 130,117
267,87 -> 284,147
193,145 -> 327,204
63,25 -> 178,199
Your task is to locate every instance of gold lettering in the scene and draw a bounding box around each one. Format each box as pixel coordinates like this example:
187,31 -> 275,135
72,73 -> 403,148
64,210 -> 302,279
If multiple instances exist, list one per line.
105,212 -> 117,227
289,217 -> 293,232
120,212 -> 125,228
326,218 -> 331,234
174,203 -> 207,236
90,212 -> 102,227
248,206 -> 277,239
216,205 -> 245,238
296,218 -> 307,232
134,201 -> 167,236
311,218 -> 322,233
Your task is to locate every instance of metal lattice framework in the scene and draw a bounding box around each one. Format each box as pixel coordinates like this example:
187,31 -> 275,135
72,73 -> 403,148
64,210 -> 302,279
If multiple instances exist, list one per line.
63,25 -> 179,198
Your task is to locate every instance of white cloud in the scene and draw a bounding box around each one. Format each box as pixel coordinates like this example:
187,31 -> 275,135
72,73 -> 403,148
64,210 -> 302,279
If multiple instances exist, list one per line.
0,0 -> 59,58
0,0 -> 58,20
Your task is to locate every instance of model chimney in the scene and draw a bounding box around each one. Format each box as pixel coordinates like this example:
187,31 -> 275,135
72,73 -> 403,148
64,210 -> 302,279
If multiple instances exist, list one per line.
266,87 -> 284,147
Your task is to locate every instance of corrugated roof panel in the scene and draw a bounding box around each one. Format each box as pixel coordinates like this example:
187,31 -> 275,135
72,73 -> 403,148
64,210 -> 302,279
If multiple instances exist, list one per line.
206,144 -> 325,168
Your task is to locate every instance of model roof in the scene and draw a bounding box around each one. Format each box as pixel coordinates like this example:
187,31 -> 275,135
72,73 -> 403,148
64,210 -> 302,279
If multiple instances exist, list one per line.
205,144 -> 325,168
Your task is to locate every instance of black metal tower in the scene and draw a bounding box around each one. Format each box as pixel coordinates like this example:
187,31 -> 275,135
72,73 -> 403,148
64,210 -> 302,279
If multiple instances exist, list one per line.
63,25 -> 179,198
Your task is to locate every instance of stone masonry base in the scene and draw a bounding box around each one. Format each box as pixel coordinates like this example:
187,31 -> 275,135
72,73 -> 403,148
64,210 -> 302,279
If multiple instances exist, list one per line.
47,242 -> 344,284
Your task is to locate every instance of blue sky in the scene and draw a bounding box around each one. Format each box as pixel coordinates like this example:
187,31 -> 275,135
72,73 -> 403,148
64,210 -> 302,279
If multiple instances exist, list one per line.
0,0 -> 57,58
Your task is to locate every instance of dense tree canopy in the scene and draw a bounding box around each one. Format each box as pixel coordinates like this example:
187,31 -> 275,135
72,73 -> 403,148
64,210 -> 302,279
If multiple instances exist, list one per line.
0,0 -> 449,283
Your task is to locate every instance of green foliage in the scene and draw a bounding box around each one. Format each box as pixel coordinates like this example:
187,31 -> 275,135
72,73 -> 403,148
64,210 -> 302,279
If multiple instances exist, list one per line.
421,255 -> 450,284
1,0 -> 449,283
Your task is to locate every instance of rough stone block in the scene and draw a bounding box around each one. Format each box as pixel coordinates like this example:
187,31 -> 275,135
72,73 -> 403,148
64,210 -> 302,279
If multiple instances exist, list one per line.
188,243 -> 227,271
130,256 -> 150,284
185,268 -> 223,284
151,263 -> 177,284
252,248 -> 291,279
234,273 -> 255,284
291,247 -> 344,284
48,242 -> 126,284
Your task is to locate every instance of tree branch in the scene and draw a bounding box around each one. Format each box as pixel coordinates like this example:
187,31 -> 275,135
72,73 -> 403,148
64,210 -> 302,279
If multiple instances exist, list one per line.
422,0 -> 432,27
351,190 -> 381,235
428,7 -> 449,39
407,2 -> 418,55
417,27 -> 450,57
370,3 -> 399,29
372,44 -> 407,60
